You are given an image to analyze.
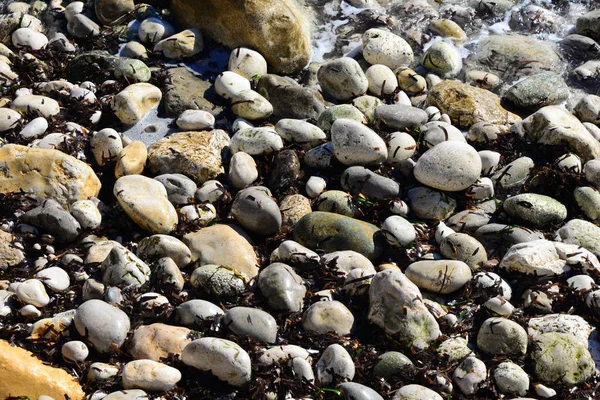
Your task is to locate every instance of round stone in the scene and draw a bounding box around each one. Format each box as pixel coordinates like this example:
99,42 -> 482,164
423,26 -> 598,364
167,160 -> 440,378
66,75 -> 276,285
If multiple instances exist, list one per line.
35,267 -> 70,292
362,28 -> 413,70
331,119 -> 387,166
129,323 -> 192,361
61,340 -> 89,363
230,127 -> 284,155
215,71 -> 251,100
317,57 -> 368,102
176,299 -> 224,327
373,352 -> 413,378
70,200 -> 102,230
74,299 -> 131,353
365,64 -> 398,96
231,187 -> 282,236
303,300 -> 354,335
393,384 -> 443,400
422,41 -> 462,77
228,47 -> 268,80
414,141 -> 482,192
381,215 -> 416,247
316,344 -> 355,385
453,356 -> 487,395
477,317 -> 528,356
439,233 -> 488,269
231,89 -> 273,120
258,263 -> 306,313
190,264 -> 248,299
122,360 -> 181,392
387,132 -> 417,163
223,306 -> 278,343
229,152 -> 258,189
493,362 -> 529,396
176,110 -> 215,131
15,279 -> 50,307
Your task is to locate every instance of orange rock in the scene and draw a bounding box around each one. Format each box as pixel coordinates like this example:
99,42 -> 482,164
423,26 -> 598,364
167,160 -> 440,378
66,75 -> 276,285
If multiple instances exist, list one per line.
0,339 -> 85,399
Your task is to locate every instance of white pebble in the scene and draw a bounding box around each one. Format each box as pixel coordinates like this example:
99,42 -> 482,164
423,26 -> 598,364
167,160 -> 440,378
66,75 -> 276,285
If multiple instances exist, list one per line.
229,152 -> 258,189
387,131 -> 416,163
20,304 -> 41,317
12,28 -> 48,51
19,117 -> 48,140
435,221 -> 455,243
138,17 -> 175,44
35,267 -> 70,292
91,128 -> 123,166
389,199 -> 409,216
62,340 -> 89,363
228,47 -> 268,80
15,279 -> 50,307
306,176 -> 327,199
381,215 -> 416,247
176,110 -> 215,130
215,71 -> 251,100
70,200 -> 102,230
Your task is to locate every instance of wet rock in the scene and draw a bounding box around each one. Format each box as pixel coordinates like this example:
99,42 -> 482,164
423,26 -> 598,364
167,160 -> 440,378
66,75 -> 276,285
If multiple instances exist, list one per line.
112,83 -> 162,125
502,72 -> 569,112
576,9 -> 600,41
453,356 -> 487,395
154,28 -> 203,59
258,263 -> 306,313
422,41 -> 462,77
362,28 -> 413,70
164,67 -> 223,117
148,130 -> 229,184
74,299 -> 130,353
477,317 -> 528,356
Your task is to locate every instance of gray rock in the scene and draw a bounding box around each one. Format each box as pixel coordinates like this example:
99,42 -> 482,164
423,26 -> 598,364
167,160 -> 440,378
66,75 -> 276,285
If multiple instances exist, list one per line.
289,357 -> 314,383
475,223 -> 545,258
115,58 -> 151,82
574,95 -> 600,125
341,166 -> 400,200
318,58 -> 368,101
502,72 -> 569,111
576,9 -> 600,41
369,269 -> 440,349
422,41 -> 462,77
101,244 -> 151,287
491,156 -> 534,189
257,74 -> 326,121
303,300 -> 354,335
22,199 -> 81,243
555,219 -> 600,258
503,193 -> 567,228
293,212 -> 384,261
304,142 -> 335,169
91,128 -> 123,166
387,131 -> 417,163
560,34 -> 600,62
268,150 -> 300,194
421,121 -> 465,149
531,332 -> 595,385
405,260 -> 472,294
67,14 -> 99,38
438,336 -> 473,362
102,390 -> 149,400
276,240 -> 320,264
154,174 -> 197,206
190,264 -> 248,299
381,215 -> 416,247
224,306 -> 278,343
528,314 -> 594,347
231,89 -> 273,120
317,104 -> 366,134
493,362 -> 529,396
407,186 -> 456,220
338,382 -> 384,400
331,119 -> 387,166
95,0 -> 134,25
231,187 -> 282,236
175,299 -> 224,327
373,351 -> 413,378
315,190 -> 358,217
374,104 -> 428,131
453,356 -> 487,395
275,119 -> 327,149
230,127 -> 284,156
575,186 -> 600,220
136,234 -> 192,268
257,345 -> 310,366
477,317 -> 528,355
445,200 -> 496,232
414,141 -> 481,192
74,299 -> 130,353
258,263 -> 306,313
316,344 -> 355,385
182,337 -> 251,387
499,239 -> 566,277
392,384 -> 443,400
164,67 -> 223,117
440,233 -> 487,269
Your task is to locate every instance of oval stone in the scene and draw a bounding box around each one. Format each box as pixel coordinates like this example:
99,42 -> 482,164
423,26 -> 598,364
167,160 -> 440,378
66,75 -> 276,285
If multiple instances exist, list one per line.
74,299 -> 131,353
406,260 -> 472,294
331,119 -> 387,166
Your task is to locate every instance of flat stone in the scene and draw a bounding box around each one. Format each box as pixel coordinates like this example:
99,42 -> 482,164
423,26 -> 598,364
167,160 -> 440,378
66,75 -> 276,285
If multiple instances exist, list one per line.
148,130 -> 229,184
15,279 -> 49,307
439,232 -> 488,269
374,104 -> 428,131
491,156 -> 534,189
74,299 -> 130,353
303,300 -> 354,335
224,306 -> 278,343
405,260 -> 472,294
407,186 -> 456,220
230,127 -> 284,155
182,337 -> 252,387
114,175 -> 178,234
341,167 -> 400,200
183,224 -> 259,278
275,119 -> 327,149
35,267 -> 70,292
122,359 -> 181,392
164,67 -> 223,117
338,382 -> 384,400
129,323 -> 192,361
477,317 -> 528,356
102,390 -> 149,400
257,74 -> 326,121
0,339 -> 85,400
315,190 -> 358,217
280,194 -> 312,227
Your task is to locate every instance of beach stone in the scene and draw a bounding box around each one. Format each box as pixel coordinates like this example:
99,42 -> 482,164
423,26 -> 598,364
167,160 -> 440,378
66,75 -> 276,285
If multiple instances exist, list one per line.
231,187 -> 281,236
176,299 -> 224,327
304,142 -> 336,169
15,279 -> 49,307
374,104 -> 428,131
316,344 -> 355,385
396,68 -> 427,94
477,317 -> 528,355
381,215 -> 416,247
87,362 -> 118,382
154,174 -> 197,206
102,390 -> 148,400
502,72 -> 569,111
129,323 -> 192,361
138,17 -> 176,44
229,152 -> 258,189
306,176 -> 327,199
373,352 -> 413,378
154,28 -> 203,59
528,314 -> 594,347
317,104 -> 366,134
114,175 -> 178,234
67,14 -> 100,38
440,233 -> 487,269
560,34 -> 600,62
511,105 -> 600,162
575,186 -> 600,220
421,121 -> 465,149
321,251 -> 376,277
0,108 -> 21,131
303,300 -> 354,335
91,128 -> 123,166
427,80 -> 520,128
438,337 -> 473,362
407,186 -> 456,220
164,67 -> 222,117
574,95 -> 600,125
331,119 -> 387,166
112,83 -> 162,125
224,307 -> 278,343
18,117 -> 47,140
555,219 -> 600,258
182,337 -> 252,387
70,200 -> 101,231
183,224 -> 259,278
494,362 -> 529,396
115,140 -> 147,178
362,28 -> 413,70
275,119 -> 326,149
74,299 -> 130,353
341,167 -> 400,200
353,95 -> 383,120
369,269 -> 440,349
268,150 -> 300,194
190,263 -> 248,299
499,240 -> 566,277
453,356 -> 487,395
414,141 -> 481,191
475,35 -> 562,78
276,240 -> 319,264
576,9 -> 600,41
137,234 -> 191,268
0,230 -> 24,269
318,57 -> 368,101
231,127 -> 284,155
35,267 -> 70,292
531,332 -> 595,386
0,339 -> 85,400
229,47 -> 267,79
338,382 -> 384,400
61,340 -> 88,363
503,193 -> 567,228
122,360 -> 181,392
153,257 -> 185,291
23,199 -> 81,243
491,157 -> 534,189
393,384 -> 443,400
293,212 -> 383,261
95,0 -> 134,25
257,345 -> 310,366
171,0 -> 310,74
231,89 -> 273,120
114,59 -> 151,83
177,110 -> 215,131
101,244 -> 150,287
365,64 -> 398,96
387,132 -> 417,163
422,41 -> 462,77
148,130 -> 229,184
11,94 -> 59,118
406,260 -> 472,294
215,71 -> 251,100
258,263 -> 306,313
257,74 -> 326,121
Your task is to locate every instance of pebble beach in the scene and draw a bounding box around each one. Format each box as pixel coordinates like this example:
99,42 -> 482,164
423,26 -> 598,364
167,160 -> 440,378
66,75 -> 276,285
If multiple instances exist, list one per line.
2,0 -> 600,399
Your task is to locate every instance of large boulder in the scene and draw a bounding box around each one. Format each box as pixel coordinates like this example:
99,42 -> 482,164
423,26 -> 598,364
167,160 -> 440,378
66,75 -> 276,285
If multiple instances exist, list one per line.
170,0 -> 311,74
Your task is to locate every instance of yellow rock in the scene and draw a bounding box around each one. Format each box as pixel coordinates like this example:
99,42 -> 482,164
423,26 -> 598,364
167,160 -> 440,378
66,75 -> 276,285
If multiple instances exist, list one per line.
115,140 -> 147,178
0,144 -> 101,208
171,0 -> 311,74
111,83 -> 162,125
0,339 -> 85,400
129,323 -> 192,361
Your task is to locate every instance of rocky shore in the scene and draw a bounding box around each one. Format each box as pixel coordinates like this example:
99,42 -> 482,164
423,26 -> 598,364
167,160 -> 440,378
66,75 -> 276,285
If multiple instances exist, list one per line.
2,0 -> 600,399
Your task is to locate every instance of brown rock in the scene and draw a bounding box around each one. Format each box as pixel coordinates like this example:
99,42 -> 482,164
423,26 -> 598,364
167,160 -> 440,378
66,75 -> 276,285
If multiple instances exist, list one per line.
129,323 -> 192,361
164,67 -> 223,117
183,224 -> 259,279
170,0 -> 312,74
115,140 -> 147,178
0,144 -> 101,208
280,194 -> 312,227
0,339 -> 85,400
95,0 -> 135,25
427,80 -> 521,129
148,131 -> 230,184
0,229 -> 24,269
